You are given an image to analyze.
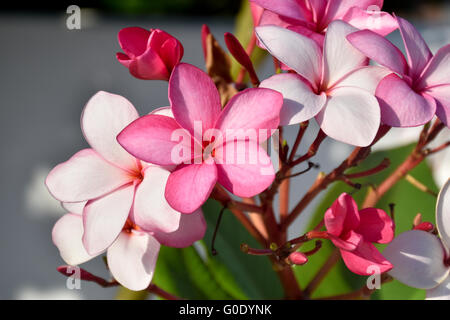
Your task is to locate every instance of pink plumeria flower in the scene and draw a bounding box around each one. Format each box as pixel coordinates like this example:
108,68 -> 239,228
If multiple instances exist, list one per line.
325,193 -> 394,275
383,179 -> 450,299
116,27 -> 184,81
117,63 -> 283,214
256,20 -> 390,146
348,16 -> 450,128
47,91 -> 206,290
251,0 -> 397,46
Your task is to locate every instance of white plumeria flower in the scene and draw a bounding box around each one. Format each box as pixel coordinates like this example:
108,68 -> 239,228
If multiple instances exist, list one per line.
373,125 -> 450,188
383,179 -> 450,299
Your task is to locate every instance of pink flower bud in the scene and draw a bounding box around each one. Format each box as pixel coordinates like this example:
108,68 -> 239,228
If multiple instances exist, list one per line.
289,252 -> 308,265
116,27 -> 184,81
413,222 -> 434,232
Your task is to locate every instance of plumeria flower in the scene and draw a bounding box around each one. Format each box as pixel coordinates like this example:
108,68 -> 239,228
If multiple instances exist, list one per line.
324,193 -> 394,275
116,27 -> 184,81
46,91 -> 206,290
348,16 -> 450,128
383,179 -> 450,299
250,0 -> 397,46
118,63 -> 283,214
256,20 -> 390,146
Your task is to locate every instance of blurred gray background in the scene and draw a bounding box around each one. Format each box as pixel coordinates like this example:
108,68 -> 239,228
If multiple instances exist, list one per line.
1,1 -> 449,299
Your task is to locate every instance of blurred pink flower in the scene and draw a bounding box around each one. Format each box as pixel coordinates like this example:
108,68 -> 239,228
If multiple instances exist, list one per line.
118,63 -> 283,214
116,27 -> 184,81
47,91 -> 205,290
348,16 -> 450,128
256,20 -> 389,146
325,193 -> 394,275
251,0 -> 397,46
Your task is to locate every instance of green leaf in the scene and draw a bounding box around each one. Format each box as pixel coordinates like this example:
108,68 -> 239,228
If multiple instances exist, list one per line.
294,144 -> 437,299
202,199 -> 284,299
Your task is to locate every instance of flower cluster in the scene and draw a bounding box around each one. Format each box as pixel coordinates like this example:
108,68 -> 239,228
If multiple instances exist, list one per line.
46,0 -> 450,299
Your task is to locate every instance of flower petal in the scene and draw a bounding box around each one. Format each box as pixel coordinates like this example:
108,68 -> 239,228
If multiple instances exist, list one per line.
165,163 -> 218,214
107,231 -> 160,291
329,230 -> 363,251
133,166 -> 181,233
46,149 -> 131,203
150,106 -> 174,117
117,114 -> 196,166
214,88 -> 282,142
323,20 -> 369,88
82,184 -> 135,255
418,44 -> 450,89
118,27 -> 151,58
129,49 -> 169,81
336,66 -> 393,94
152,208 -> 206,248
376,73 -> 436,127
324,0 -> 384,23
383,230 -> 449,289
259,73 -> 327,125
214,141 -> 275,197
61,201 -> 87,215
396,16 -> 432,79
316,86 -> 380,147
52,213 -> 94,266
324,193 -> 360,237
81,91 -> 139,171
426,276 -> 450,300
356,208 -> 394,244
255,25 -> 322,85
346,30 -> 407,75
340,240 -> 393,276
169,63 -> 221,136
250,0 -> 310,22
342,7 -> 398,37
425,85 -> 450,127
437,178 -> 450,251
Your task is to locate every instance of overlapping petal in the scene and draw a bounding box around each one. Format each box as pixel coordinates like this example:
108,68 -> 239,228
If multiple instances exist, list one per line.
356,208 -> 394,244
436,179 -> 450,250
340,240 -> 393,275
324,193 -> 360,236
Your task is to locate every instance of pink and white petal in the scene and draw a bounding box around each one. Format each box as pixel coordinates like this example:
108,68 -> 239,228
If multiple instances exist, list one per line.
129,49 -> 169,80
436,179 -> 450,251
376,73 -> 436,127
61,201 -> 87,215
150,106 -> 174,118
118,27 -> 151,58
215,88 -> 282,142
346,30 -> 407,76
165,163 -> 218,214
418,44 -> 450,89
383,230 -> 449,289
329,230 -> 363,252
52,213 -> 94,266
117,114 -> 195,166
356,208 -> 394,244
323,20 -> 369,88
46,149 -> 131,203
426,276 -> 450,300
107,231 -> 160,291
82,184 -> 135,255
250,0 -> 309,22
259,73 -> 327,125
169,63 -> 221,136
424,86 -> 450,127
396,16 -> 432,79
81,91 -> 139,171
152,208 -> 206,248
255,25 -> 322,85
214,141 -> 275,197
343,7 -> 398,37
316,87 -> 380,147
133,166 -> 181,233
324,0 -> 384,22
336,66 -> 392,94
325,193 -> 360,237
340,240 -> 393,276
286,25 -> 325,48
